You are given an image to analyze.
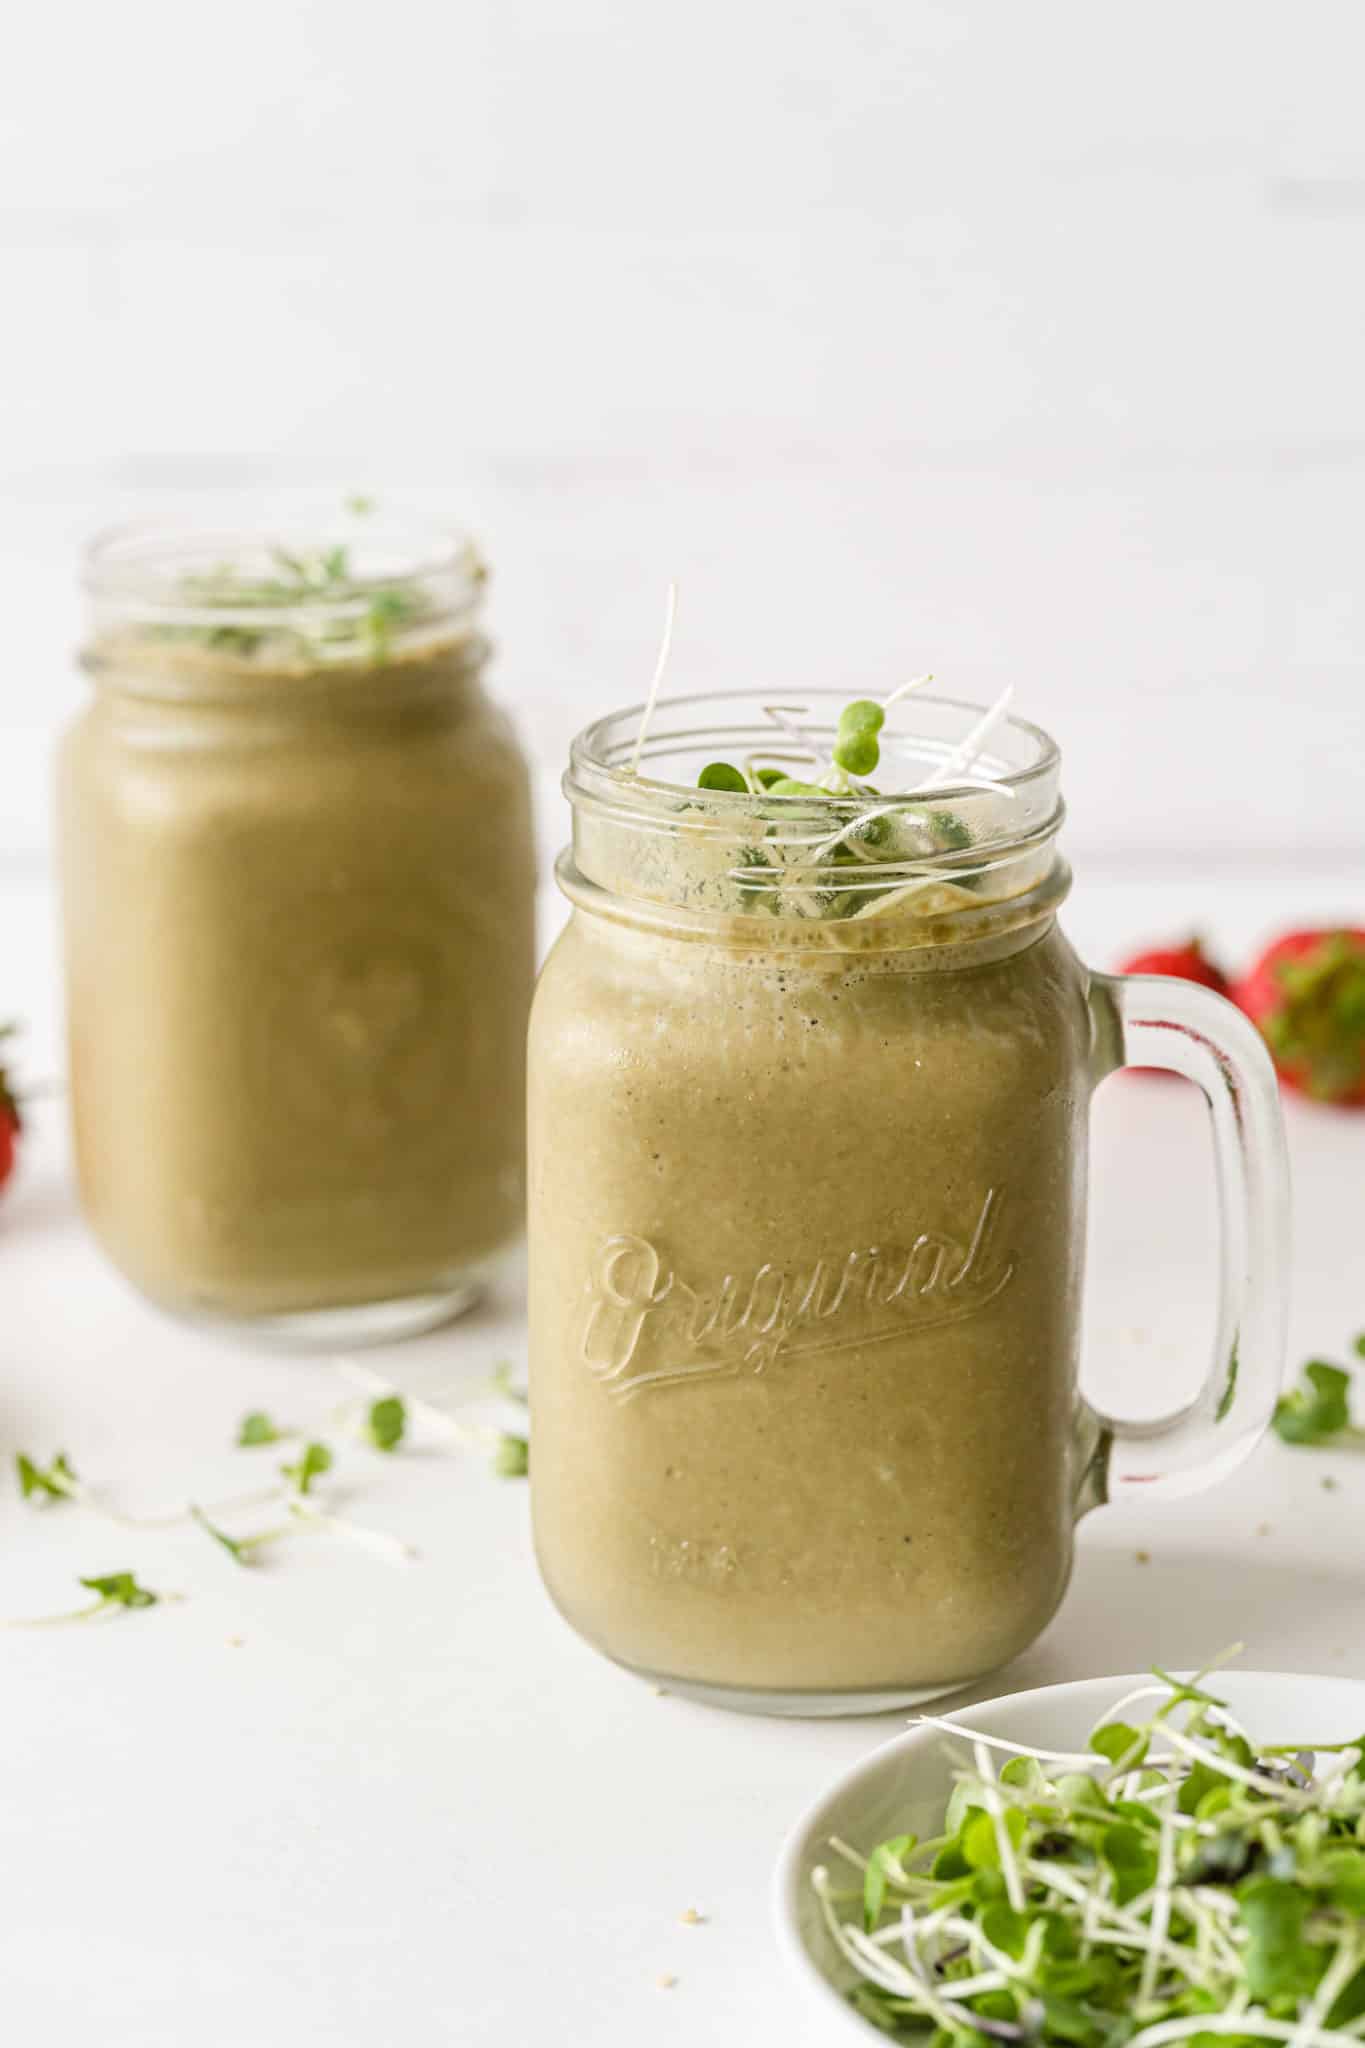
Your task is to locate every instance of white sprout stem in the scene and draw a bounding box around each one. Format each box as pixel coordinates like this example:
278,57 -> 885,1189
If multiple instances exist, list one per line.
1127,2018 -> 1362,2048
1183,1643 -> 1249,1693
1091,1684 -> 1180,1736
0,1601 -> 119,1630
288,1500 -> 418,1565
919,684 -> 1014,791
880,672 -> 935,711
910,1714 -> 1100,1768
760,702 -> 826,766
811,1870 -> 954,2019
974,1741 -> 1025,1913
1294,1939 -> 1365,2048
1024,1859 -> 1204,1977
825,1834 -> 869,1873
0,1589 -> 187,1630
927,1968 -> 1008,2000
1084,1862 -> 1112,1947
96,1483 -> 286,1532
626,580 -> 678,779
899,1901 -> 927,1984
1138,1789 -> 1180,2007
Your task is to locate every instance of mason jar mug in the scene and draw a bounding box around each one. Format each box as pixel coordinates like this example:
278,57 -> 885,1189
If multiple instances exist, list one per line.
528,690 -> 1289,1714
60,518 -> 535,1343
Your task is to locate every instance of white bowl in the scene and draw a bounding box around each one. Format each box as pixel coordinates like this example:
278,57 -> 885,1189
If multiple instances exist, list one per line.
773,1668 -> 1365,2043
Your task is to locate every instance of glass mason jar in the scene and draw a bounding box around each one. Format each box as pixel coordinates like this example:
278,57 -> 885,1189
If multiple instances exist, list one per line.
528,691 -> 1289,1714
60,518 -> 535,1343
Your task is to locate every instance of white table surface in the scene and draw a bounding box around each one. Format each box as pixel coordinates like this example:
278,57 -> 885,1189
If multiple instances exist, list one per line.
2,864 -> 1364,2046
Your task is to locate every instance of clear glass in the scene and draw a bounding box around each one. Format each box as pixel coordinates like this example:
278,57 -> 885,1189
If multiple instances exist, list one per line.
60,517 -> 535,1344
528,691 -> 1289,1714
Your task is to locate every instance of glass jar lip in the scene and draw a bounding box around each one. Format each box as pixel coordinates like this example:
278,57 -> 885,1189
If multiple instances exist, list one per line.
83,517 -> 485,630
568,686 -> 1061,812
563,687 -> 1065,932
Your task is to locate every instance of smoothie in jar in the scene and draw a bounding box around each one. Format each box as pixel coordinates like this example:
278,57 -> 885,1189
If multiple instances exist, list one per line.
60,518 -> 535,1341
528,688 -> 1289,1712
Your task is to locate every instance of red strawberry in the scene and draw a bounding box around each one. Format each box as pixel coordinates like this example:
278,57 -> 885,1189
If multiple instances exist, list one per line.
1117,936 -> 1231,997
0,1023 -> 19,1193
1234,929 -> 1365,1105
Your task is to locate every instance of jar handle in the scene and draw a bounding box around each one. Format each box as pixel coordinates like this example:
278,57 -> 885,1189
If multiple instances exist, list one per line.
1079,971 -> 1290,1507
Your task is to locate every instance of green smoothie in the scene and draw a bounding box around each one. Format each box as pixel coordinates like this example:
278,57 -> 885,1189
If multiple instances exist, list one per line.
61,525 -> 534,1336
530,907 -> 1097,1701
528,687 -> 1109,1708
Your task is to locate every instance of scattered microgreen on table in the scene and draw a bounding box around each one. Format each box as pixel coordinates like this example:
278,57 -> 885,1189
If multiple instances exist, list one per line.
1274,1339 -> 1365,1449
77,1572 -> 160,1613
16,1450 -> 81,1505
818,1660 -> 1365,2046
236,1411 -> 286,1448
365,1395 -> 407,1453
1,1572 -> 168,1628
280,1442 -> 333,1497
7,1358 -> 529,1624
189,1505 -> 288,1569
493,1434 -> 530,1478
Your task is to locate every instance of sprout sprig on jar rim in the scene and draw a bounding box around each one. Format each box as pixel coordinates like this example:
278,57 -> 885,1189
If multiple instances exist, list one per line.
82,503 -> 488,681
557,587 -> 1068,936
565,681 -> 1066,940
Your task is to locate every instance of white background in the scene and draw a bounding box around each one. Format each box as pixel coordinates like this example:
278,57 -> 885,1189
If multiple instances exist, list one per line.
3,11 -> 1365,2044
2,0 -> 1363,873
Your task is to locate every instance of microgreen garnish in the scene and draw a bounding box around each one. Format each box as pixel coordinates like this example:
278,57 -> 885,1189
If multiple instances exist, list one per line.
281,1442 -> 333,1496
77,1572 -> 160,1613
191,1505 -> 250,1565
365,1396 -> 406,1454
0,1571 -> 172,1629
236,1411 -> 285,1448
189,1505 -> 287,1568
698,762 -> 749,792
490,1361 -> 528,1405
144,509 -> 436,665
627,582 -> 679,779
1273,1345 -> 1365,1449
493,1433 -> 529,1478
833,699 -> 886,778
16,1450 -> 82,1505
818,1662 -> 1365,2044
687,676 -> 1021,921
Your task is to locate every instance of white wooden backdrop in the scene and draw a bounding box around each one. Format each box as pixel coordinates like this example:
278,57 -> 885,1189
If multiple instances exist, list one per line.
2,0 -> 1362,868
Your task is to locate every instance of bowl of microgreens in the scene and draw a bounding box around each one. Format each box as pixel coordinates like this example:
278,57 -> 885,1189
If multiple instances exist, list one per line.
774,1663 -> 1365,2046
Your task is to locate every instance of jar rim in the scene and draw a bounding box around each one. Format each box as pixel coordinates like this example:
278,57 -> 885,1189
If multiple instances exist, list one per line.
563,688 -> 1065,931
83,516 -> 485,632
568,687 -> 1060,813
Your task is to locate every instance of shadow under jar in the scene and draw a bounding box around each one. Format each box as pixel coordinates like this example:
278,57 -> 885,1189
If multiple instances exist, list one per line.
528,691 -> 1290,1714
60,518 -> 535,1344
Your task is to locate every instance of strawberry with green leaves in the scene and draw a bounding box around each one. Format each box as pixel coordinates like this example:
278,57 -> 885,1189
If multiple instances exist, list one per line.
1235,928 -> 1365,1106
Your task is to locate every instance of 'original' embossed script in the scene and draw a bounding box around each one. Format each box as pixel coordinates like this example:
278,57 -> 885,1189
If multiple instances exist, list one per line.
579,1189 -> 1014,1401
